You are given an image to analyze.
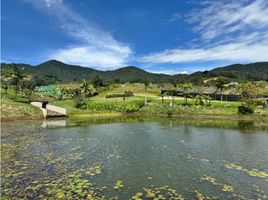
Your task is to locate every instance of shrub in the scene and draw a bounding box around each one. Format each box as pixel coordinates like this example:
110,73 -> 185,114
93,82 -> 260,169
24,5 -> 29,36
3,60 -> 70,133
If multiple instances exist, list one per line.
167,109 -> 173,116
86,101 -> 144,112
74,98 -> 88,110
238,105 -> 254,115
96,86 -> 110,94
253,98 -> 266,106
124,90 -> 134,96
105,91 -> 134,98
105,94 -> 124,98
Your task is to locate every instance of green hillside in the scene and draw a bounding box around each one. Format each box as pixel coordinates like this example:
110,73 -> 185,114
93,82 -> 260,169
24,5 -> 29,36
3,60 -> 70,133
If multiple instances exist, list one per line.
1,60 -> 268,84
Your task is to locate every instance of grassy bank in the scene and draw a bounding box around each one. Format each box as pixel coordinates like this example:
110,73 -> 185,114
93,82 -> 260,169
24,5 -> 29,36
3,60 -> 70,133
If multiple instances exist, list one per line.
0,89 -> 43,121
2,95 -> 268,121
1,85 -> 268,121
50,95 -> 268,120
0,99 -> 43,120
139,98 -> 268,117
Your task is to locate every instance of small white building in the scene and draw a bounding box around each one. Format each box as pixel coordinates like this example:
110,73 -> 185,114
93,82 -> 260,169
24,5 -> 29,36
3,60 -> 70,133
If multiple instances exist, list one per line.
227,82 -> 239,87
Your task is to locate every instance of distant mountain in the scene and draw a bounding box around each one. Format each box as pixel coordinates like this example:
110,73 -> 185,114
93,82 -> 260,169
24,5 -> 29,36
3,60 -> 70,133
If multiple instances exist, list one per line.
1,60 -> 268,84
1,60 -> 174,84
206,62 -> 268,80
175,62 -> 268,83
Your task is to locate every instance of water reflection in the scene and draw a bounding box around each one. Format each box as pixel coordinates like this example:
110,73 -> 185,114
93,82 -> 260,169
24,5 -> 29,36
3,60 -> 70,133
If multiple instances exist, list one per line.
1,117 -> 268,199
40,117 -> 268,133
41,119 -> 67,128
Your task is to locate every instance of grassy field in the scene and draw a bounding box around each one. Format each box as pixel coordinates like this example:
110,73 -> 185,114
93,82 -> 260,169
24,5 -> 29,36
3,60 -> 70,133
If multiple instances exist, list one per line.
1,84 -> 268,120
140,99 -> 268,117
51,94 -> 268,119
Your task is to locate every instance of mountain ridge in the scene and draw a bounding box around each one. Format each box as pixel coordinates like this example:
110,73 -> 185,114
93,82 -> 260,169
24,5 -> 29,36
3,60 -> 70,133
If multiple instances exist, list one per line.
1,60 -> 268,84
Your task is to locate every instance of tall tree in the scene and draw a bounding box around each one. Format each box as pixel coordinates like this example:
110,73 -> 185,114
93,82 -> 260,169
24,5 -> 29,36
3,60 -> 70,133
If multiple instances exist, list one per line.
169,89 -> 176,107
213,77 -> 230,102
159,91 -> 166,104
143,79 -> 150,105
239,82 -> 258,105
2,64 -> 31,98
80,79 -> 93,97
59,86 -> 65,100
23,81 -> 36,102
91,74 -> 103,89
179,83 -> 192,105
143,79 -> 150,91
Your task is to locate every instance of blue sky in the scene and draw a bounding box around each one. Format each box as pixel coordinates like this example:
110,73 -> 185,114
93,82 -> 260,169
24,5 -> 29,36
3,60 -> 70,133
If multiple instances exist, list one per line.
1,0 -> 268,74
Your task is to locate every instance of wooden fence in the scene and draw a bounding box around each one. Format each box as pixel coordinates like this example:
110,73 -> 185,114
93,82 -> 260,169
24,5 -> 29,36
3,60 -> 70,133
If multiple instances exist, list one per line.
160,90 -> 268,102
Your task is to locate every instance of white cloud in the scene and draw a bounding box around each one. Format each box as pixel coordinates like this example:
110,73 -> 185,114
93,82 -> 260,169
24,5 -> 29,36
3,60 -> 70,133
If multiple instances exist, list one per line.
187,0 -> 268,41
147,69 -> 188,75
44,0 -> 62,7
139,37 -> 268,63
140,0 -> 268,64
52,46 -> 131,68
24,0 -> 132,69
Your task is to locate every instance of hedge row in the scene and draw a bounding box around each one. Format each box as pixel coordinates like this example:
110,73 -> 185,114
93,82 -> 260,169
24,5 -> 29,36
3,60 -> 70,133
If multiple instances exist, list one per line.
105,91 -> 134,98
75,98 -> 144,113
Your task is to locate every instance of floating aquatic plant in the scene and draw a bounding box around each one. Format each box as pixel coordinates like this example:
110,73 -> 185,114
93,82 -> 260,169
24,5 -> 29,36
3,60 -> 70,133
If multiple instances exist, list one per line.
225,163 -> 268,178
86,165 -> 102,176
132,192 -> 143,200
113,180 -> 124,190
141,186 -> 184,200
200,175 -> 218,185
194,190 -> 205,200
222,184 -> 233,192
200,175 -> 235,195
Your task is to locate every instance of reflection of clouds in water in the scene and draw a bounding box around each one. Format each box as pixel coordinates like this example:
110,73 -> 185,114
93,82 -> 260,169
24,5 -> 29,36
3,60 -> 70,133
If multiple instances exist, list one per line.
2,120 -> 268,199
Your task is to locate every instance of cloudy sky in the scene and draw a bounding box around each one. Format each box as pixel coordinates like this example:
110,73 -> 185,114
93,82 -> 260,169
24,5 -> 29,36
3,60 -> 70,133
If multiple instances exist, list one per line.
2,0 -> 268,74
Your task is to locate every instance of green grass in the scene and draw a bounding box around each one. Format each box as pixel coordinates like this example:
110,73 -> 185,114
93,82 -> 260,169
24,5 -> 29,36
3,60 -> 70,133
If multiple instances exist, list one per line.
139,98 -> 268,117
68,112 -> 123,119
51,97 -> 144,117
0,99 -> 42,119
50,94 -> 268,119
98,83 -> 159,97
2,84 -> 268,120
1,89 -> 43,119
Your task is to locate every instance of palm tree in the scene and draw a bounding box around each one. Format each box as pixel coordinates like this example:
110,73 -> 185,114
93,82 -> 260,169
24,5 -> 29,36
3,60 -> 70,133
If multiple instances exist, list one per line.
195,95 -> 204,105
143,79 -> 150,105
180,83 -> 192,105
203,95 -> 212,105
214,77 -> 230,103
169,89 -> 176,107
22,81 -> 36,101
159,91 -> 166,104
59,86 -> 66,100
80,79 -> 93,97
2,64 -> 30,99
91,74 -> 103,89
73,88 -> 82,98
143,79 -> 150,91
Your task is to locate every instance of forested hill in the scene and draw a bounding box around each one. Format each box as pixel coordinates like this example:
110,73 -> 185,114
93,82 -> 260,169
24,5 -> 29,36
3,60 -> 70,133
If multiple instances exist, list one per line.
1,60 -> 268,84
199,62 -> 268,80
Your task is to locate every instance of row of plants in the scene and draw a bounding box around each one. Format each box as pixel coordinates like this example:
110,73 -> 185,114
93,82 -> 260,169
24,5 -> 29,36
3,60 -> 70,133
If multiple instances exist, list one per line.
139,103 -> 238,116
75,98 -> 145,113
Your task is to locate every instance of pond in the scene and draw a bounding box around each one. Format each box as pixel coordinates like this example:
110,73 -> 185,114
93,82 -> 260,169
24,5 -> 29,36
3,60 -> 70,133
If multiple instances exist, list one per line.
1,117 -> 268,199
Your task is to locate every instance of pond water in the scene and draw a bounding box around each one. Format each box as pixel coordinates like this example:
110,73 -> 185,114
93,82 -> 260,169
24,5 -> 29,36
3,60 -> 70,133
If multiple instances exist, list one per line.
1,118 -> 268,199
